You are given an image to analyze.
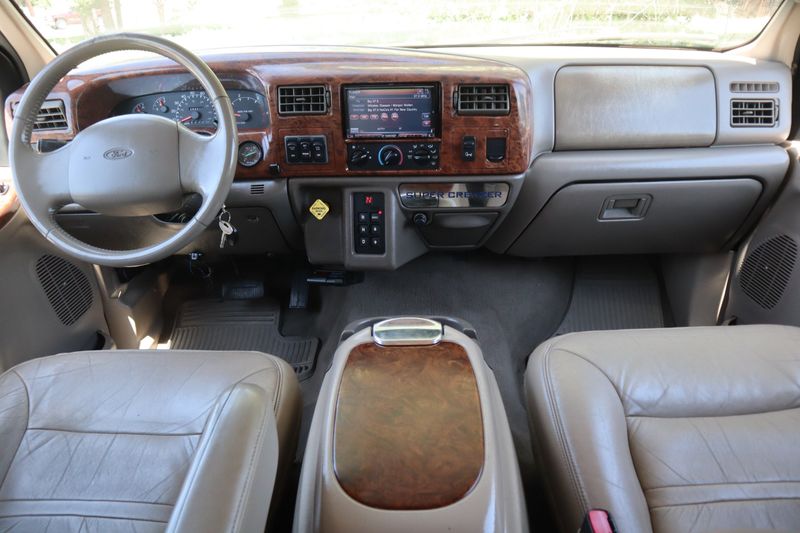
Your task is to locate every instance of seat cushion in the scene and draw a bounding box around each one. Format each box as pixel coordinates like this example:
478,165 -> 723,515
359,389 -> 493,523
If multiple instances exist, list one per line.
0,350 -> 301,533
525,325 -> 800,533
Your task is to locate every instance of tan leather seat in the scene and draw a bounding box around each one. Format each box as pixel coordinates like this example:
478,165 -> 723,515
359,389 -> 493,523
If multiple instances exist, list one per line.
0,350 -> 301,532
525,325 -> 800,533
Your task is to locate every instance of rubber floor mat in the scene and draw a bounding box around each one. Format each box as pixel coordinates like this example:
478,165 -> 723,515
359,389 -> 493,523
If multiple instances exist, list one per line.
170,299 -> 319,380
556,258 -> 665,335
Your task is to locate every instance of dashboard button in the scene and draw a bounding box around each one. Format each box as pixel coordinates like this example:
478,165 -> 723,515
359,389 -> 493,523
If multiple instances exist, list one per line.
369,213 -> 381,222
370,225 -> 381,234
358,212 -> 369,223
370,237 -> 382,248
358,225 -> 369,235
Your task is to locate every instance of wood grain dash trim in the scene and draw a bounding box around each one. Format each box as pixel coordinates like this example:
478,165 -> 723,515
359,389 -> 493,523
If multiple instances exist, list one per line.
333,341 -> 484,510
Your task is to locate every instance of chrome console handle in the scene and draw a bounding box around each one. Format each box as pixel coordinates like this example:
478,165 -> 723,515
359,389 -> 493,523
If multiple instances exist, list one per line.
372,317 -> 443,346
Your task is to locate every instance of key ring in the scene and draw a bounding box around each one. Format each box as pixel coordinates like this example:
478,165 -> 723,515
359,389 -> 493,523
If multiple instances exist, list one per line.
219,204 -> 231,223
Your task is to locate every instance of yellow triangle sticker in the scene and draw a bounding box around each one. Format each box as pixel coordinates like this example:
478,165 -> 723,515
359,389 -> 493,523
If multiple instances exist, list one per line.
309,199 -> 330,221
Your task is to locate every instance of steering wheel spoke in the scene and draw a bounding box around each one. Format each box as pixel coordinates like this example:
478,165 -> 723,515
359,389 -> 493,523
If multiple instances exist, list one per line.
13,142 -> 73,225
178,127 -> 218,196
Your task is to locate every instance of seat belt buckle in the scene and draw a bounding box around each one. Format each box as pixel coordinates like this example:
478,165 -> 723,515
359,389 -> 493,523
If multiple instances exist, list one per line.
579,509 -> 617,533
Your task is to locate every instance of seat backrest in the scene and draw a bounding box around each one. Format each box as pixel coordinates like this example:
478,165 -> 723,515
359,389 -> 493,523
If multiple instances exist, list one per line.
525,325 -> 800,533
0,350 -> 285,532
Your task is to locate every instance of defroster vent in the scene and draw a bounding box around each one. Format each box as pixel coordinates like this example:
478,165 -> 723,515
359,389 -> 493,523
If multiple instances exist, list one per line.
35,255 -> 93,326
739,234 -> 797,310
455,85 -> 510,115
278,85 -> 328,115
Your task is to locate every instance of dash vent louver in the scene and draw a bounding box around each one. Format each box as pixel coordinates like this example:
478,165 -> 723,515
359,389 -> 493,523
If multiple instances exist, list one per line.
731,99 -> 777,127
455,84 -> 510,115
277,85 -> 328,115
739,234 -> 798,310
250,184 -> 265,195
14,99 -> 69,131
730,81 -> 779,93
35,254 -> 93,326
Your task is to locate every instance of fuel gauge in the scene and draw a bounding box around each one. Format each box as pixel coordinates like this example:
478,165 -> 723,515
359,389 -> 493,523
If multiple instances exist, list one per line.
237,141 -> 263,168
152,96 -> 170,114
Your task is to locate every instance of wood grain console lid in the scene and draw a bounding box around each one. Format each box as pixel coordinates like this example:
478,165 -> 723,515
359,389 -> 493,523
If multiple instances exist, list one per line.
333,342 -> 484,510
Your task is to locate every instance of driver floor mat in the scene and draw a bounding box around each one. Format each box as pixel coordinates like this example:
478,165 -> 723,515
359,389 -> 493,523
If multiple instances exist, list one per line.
169,299 -> 319,380
555,257 -> 666,335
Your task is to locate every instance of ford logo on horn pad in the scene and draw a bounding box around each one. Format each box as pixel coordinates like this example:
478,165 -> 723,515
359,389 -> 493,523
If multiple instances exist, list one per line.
103,148 -> 134,161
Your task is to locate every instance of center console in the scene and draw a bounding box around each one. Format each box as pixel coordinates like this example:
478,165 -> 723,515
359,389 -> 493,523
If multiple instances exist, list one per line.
293,317 -> 528,533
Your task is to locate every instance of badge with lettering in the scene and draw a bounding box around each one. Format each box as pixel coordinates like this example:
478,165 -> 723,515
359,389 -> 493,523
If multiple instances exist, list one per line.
309,199 -> 330,221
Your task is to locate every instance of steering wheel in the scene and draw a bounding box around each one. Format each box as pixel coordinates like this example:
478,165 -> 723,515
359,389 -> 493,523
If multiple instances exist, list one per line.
9,33 -> 237,267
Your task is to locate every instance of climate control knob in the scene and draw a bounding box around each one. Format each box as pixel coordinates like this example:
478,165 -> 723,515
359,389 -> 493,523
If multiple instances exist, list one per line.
411,147 -> 432,165
378,145 -> 403,167
349,148 -> 369,167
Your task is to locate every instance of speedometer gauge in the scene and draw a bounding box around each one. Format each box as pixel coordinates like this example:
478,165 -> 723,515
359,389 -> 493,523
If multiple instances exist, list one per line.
175,92 -> 217,128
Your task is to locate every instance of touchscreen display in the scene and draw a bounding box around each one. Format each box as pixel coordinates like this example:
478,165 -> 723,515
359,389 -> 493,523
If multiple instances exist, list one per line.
345,86 -> 436,139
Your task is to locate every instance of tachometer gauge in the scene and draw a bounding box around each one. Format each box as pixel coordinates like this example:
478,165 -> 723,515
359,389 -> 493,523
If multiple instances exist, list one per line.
175,91 -> 217,128
237,141 -> 263,168
231,95 -> 259,126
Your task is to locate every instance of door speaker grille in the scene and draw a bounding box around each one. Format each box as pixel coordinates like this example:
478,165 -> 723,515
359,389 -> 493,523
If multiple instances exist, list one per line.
739,235 -> 798,310
35,255 -> 93,326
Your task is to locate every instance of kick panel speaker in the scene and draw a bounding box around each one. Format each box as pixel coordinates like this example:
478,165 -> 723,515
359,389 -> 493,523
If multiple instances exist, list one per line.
35,254 -> 94,326
739,234 -> 798,310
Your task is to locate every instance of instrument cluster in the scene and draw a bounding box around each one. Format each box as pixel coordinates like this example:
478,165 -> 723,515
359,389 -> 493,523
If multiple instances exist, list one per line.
115,89 -> 269,130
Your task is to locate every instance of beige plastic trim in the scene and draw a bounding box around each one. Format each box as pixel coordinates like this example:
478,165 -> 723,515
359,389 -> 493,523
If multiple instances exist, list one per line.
293,324 -> 528,533
554,65 -> 717,150
0,1 -> 53,76
732,0 -> 800,67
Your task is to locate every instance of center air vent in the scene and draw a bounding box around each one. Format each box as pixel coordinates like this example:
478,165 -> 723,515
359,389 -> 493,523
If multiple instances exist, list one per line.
278,85 -> 328,115
731,99 -> 777,127
13,99 -> 68,131
456,85 -> 510,115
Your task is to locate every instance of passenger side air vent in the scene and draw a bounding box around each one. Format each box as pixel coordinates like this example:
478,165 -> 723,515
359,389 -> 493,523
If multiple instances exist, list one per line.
739,234 -> 798,310
35,254 -> 94,326
277,85 -> 328,115
730,81 -> 779,93
13,99 -> 69,131
731,99 -> 777,127
455,84 -> 510,115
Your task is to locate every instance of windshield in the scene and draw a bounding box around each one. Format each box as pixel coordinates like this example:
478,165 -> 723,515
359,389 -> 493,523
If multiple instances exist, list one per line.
12,0 -> 785,53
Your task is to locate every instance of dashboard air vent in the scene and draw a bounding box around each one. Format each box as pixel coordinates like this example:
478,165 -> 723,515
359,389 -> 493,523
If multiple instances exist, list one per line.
731,99 -> 777,127
250,183 -> 265,195
278,85 -> 328,115
730,81 -> 779,93
456,85 -> 510,115
15,99 -> 69,131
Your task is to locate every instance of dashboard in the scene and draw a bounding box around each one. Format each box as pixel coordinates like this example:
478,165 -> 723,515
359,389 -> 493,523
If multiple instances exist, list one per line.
2,45 -> 793,271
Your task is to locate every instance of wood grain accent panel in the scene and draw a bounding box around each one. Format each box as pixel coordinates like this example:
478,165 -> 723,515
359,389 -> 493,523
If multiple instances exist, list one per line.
4,48 -> 532,180
334,341 -> 484,510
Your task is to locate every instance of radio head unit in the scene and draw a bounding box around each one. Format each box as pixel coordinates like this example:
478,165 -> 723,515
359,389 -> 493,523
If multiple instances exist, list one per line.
344,85 -> 438,139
